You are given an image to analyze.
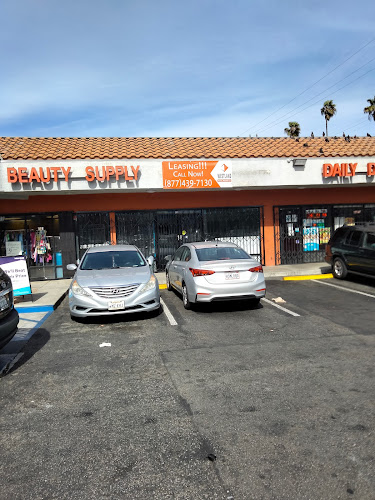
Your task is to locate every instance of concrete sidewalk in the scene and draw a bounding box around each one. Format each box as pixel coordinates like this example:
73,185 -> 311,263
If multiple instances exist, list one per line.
14,279 -> 72,311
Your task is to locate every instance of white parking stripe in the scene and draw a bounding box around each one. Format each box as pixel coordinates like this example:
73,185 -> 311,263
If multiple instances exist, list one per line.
160,298 -> 178,326
311,279 -> 375,298
262,298 -> 300,317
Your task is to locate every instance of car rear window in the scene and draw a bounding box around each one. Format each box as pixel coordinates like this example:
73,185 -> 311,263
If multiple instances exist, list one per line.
195,247 -> 250,261
81,250 -> 146,270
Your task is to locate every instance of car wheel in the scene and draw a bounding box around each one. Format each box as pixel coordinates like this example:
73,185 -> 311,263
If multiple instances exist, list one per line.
166,272 -> 172,291
182,282 -> 191,310
333,257 -> 347,279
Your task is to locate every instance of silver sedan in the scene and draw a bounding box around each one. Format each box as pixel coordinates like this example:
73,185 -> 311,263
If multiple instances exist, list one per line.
67,245 -> 160,318
165,241 -> 266,309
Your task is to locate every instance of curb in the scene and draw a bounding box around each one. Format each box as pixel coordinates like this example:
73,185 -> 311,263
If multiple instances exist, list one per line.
15,289 -> 69,313
283,274 -> 333,281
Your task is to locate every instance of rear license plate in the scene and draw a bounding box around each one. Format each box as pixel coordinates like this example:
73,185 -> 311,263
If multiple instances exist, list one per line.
0,296 -> 8,311
225,272 -> 240,280
108,300 -> 125,311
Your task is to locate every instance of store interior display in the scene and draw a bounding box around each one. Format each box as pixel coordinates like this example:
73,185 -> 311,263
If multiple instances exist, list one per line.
0,214 -> 63,280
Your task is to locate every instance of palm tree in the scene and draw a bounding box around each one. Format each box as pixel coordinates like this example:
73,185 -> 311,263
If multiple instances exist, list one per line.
284,121 -> 301,138
364,96 -> 375,122
321,100 -> 337,136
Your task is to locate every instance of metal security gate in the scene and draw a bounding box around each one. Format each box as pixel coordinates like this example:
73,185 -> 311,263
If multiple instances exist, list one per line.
156,210 -> 204,269
76,212 -> 111,259
115,211 -> 155,262
275,204 -> 375,265
115,207 -> 263,271
203,207 -> 263,261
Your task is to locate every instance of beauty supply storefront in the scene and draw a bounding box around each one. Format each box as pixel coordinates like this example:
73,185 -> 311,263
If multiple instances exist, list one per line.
0,137 -> 375,280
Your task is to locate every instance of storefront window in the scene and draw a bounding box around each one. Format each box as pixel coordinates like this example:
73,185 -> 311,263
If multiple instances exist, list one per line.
0,214 -> 63,281
25,214 -> 61,280
0,215 -> 26,257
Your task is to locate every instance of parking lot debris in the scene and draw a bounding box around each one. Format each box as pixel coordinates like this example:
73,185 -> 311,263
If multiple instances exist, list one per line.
207,454 -> 217,461
99,342 -> 112,347
272,297 -> 286,304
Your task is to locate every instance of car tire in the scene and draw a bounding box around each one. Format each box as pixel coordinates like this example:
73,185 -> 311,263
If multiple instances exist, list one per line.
182,283 -> 191,310
166,272 -> 172,291
332,257 -> 347,279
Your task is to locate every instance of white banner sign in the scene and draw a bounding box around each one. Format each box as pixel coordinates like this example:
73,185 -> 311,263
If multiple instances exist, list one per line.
0,256 -> 32,296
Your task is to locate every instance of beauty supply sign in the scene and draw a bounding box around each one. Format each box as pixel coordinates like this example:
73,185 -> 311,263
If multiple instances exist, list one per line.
162,160 -> 233,189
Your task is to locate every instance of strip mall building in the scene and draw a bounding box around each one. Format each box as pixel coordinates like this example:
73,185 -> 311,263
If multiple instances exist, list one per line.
1,136 -> 374,280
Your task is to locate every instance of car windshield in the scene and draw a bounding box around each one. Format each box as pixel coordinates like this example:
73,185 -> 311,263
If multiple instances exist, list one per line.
195,247 -> 250,261
80,250 -> 146,270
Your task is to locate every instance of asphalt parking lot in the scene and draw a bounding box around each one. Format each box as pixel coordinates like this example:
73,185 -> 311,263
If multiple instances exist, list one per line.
1,276 -> 374,499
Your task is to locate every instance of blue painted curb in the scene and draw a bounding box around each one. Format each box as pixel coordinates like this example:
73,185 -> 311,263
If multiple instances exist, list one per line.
15,305 -> 54,313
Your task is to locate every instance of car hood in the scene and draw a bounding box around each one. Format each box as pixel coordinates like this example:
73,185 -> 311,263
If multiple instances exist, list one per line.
75,266 -> 152,287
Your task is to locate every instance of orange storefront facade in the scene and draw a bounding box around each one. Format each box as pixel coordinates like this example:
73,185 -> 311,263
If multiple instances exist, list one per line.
1,137 -> 375,279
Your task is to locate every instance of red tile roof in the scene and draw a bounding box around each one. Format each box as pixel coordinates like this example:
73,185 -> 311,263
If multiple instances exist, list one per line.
0,136 -> 375,160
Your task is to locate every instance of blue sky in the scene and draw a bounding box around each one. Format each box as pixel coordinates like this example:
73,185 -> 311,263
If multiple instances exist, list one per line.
1,0 -> 374,138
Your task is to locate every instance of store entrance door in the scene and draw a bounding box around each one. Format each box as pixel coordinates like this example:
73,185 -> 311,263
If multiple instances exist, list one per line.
277,206 -> 332,264
278,208 -> 303,264
156,210 -> 204,270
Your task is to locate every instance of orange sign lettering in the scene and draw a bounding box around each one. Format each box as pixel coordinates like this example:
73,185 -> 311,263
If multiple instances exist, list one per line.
85,166 -> 139,182
322,163 -> 357,177
367,163 -> 375,176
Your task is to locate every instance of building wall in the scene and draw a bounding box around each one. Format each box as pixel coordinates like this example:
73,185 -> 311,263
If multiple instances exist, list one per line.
2,185 -> 375,266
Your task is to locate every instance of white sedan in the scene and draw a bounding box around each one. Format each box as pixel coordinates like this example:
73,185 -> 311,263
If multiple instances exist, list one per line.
165,241 -> 266,309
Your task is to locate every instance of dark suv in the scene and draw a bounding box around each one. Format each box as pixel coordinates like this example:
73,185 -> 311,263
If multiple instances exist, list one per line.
325,224 -> 375,279
0,267 -> 19,350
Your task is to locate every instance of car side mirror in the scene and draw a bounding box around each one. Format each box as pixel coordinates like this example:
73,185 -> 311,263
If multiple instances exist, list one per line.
165,255 -> 172,261
67,264 -> 77,271
147,256 -> 154,266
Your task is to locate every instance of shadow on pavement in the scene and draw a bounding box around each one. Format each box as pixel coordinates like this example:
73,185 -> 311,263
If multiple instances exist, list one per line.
4,328 -> 50,376
192,300 -> 263,314
70,306 -> 162,325
167,287 -> 263,314
343,274 -> 375,288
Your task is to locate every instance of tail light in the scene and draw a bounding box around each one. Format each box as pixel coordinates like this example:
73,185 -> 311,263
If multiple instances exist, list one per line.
189,268 -> 215,277
249,265 -> 263,273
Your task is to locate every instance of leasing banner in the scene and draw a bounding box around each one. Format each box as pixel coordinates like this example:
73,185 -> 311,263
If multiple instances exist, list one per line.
162,160 -> 232,189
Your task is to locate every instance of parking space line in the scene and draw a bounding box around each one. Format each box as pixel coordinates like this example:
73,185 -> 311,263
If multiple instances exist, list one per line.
160,298 -> 178,326
311,279 -> 375,298
262,298 -> 300,317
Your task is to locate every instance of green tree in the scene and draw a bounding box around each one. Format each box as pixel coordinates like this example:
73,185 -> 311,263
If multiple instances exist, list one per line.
320,100 -> 337,136
364,96 -> 375,123
284,121 -> 301,138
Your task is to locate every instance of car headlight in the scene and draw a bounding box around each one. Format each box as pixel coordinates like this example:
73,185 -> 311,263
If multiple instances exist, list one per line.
71,280 -> 91,296
139,275 -> 156,293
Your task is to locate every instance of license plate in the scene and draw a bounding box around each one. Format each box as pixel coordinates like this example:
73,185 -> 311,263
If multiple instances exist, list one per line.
225,272 -> 240,280
0,296 -> 8,311
108,300 -> 125,311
